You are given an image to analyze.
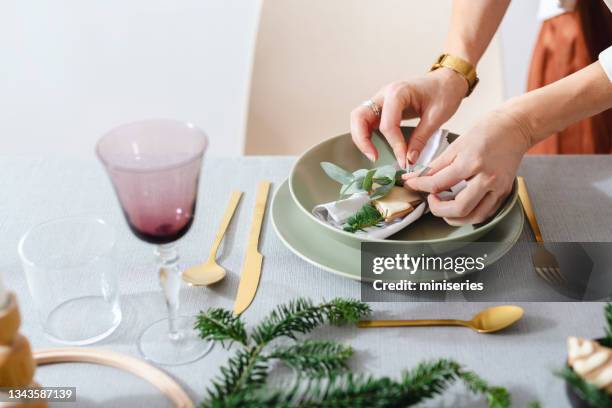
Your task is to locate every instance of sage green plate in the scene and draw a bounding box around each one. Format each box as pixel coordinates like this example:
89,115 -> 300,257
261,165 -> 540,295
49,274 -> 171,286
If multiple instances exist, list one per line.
272,180 -> 524,281
289,127 -> 519,246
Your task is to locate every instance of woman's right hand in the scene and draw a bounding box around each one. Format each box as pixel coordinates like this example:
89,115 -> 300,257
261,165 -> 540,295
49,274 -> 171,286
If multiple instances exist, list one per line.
404,107 -> 532,225
350,67 -> 468,168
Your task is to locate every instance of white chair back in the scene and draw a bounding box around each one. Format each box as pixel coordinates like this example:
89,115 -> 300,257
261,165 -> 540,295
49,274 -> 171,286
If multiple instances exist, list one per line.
245,0 -> 505,155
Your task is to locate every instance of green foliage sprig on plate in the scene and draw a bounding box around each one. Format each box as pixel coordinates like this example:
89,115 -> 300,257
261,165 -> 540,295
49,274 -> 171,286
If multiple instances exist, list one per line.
342,203 -> 385,233
196,297 -> 511,408
320,162 -> 406,200
320,162 -> 412,233
557,302 -> 612,408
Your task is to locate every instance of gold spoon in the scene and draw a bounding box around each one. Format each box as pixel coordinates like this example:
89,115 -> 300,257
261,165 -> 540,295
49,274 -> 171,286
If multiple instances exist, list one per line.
182,191 -> 242,286
357,305 -> 524,333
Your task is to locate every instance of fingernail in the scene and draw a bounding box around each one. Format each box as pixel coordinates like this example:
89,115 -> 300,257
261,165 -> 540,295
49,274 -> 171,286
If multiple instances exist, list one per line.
396,155 -> 406,169
407,150 -> 419,164
366,153 -> 376,162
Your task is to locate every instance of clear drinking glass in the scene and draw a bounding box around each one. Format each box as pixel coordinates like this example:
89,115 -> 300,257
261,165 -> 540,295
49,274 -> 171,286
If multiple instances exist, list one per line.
18,216 -> 122,345
96,119 -> 211,365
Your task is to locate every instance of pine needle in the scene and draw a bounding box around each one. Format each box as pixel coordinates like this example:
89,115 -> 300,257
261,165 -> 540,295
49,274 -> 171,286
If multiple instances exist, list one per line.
343,204 -> 384,233
557,366 -> 612,408
196,298 -> 510,408
196,308 -> 248,346
268,340 -> 353,378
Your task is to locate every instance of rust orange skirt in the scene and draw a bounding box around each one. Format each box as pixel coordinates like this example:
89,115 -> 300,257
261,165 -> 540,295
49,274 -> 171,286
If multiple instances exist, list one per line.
527,11 -> 612,154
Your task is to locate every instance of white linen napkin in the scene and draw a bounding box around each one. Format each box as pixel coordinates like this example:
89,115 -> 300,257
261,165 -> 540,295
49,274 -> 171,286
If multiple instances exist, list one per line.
312,129 -> 466,239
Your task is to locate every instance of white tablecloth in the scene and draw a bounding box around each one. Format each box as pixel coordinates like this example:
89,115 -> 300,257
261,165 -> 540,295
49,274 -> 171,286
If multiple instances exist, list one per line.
2,155 -> 611,407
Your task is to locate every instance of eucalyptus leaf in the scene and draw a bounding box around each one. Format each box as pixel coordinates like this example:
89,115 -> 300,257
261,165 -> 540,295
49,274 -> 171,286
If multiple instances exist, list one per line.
374,165 -> 397,181
342,178 -> 366,195
352,169 -> 369,178
339,179 -> 356,196
394,169 -> 407,186
370,183 -> 394,200
373,177 -> 393,186
321,162 -> 400,201
362,169 -> 376,191
321,162 -> 354,185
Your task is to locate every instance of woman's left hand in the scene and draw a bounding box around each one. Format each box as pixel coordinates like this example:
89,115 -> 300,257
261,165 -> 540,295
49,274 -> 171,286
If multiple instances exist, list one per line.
404,108 -> 533,226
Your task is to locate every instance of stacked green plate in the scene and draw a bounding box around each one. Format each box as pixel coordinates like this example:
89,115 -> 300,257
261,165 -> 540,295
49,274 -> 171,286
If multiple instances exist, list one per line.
271,127 -> 524,280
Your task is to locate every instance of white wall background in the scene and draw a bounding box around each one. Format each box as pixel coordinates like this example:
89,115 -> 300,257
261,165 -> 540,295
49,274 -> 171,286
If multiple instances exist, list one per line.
499,0 -> 541,99
0,0 -> 261,158
0,0 -> 540,158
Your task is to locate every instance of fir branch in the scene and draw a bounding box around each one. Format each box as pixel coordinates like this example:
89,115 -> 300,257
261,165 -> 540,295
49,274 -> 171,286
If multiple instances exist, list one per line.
557,366 -> 612,408
457,369 -> 511,408
251,298 -> 371,345
323,298 -> 372,326
203,390 -> 292,408
400,359 -> 462,404
196,308 -> 248,346
239,362 -> 509,408
206,346 -> 269,403
304,374 -> 402,407
198,298 -> 509,408
343,204 -> 384,233
268,340 -> 353,378
326,362 -> 510,408
251,298 -> 323,344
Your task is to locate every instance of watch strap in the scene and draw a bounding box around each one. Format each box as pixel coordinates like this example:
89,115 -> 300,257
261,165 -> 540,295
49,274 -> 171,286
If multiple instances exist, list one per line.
430,54 -> 479,96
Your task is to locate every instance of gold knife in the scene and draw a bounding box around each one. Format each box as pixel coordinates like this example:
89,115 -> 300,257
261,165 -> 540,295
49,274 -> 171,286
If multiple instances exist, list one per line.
517,176 -> 543,243
233,181 -> 271,315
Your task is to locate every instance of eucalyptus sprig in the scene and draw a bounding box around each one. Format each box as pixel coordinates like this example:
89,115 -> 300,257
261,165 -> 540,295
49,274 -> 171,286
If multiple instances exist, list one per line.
320,162 -> 405,199
196,298 -> 510,408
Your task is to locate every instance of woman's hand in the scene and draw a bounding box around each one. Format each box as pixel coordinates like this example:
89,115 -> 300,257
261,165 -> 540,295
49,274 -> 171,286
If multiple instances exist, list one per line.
350,68 -> 468,168
404,108 -> 533,226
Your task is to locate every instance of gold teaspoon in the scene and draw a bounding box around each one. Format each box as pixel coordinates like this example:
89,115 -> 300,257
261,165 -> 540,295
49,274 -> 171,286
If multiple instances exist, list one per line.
183,191 -> 242,286
358,305 -> 524,334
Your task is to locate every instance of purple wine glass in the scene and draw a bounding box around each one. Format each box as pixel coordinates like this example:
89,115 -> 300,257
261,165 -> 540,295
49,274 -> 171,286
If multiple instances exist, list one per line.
97,119 -> 212,365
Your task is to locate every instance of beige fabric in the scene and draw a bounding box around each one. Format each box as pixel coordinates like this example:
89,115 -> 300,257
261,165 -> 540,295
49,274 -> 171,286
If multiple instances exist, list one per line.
245,0 -> 505,155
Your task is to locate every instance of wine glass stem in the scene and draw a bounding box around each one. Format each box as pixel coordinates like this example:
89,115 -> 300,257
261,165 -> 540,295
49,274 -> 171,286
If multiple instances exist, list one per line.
156,243 -> 181,339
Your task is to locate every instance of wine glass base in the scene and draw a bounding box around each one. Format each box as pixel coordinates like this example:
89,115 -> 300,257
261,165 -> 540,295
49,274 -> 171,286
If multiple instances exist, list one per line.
137,315 -> 213,366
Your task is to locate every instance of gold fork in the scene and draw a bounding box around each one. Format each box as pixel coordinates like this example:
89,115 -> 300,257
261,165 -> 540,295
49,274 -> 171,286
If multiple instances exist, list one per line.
517,177 -> 566,286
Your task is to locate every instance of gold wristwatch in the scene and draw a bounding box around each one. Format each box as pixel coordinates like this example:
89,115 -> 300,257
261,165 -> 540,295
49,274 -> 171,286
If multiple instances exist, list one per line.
430,54 -> 479,96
